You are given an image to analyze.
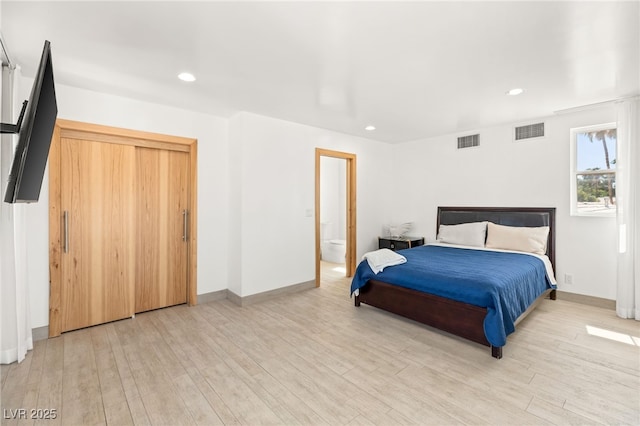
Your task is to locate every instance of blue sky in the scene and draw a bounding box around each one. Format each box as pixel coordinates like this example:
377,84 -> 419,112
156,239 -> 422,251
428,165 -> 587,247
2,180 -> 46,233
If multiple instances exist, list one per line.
577,132 -> 616,171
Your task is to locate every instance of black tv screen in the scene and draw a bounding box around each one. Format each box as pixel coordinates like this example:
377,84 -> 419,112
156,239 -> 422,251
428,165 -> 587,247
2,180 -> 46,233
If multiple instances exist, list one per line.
4,40 -> 58,203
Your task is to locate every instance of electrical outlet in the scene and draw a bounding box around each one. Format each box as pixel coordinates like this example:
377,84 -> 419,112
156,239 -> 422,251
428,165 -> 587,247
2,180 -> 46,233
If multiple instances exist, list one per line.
564,273 -> 573,285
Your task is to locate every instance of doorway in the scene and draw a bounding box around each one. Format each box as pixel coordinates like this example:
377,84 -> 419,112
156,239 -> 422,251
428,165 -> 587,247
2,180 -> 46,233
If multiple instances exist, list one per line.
315,148 -> 356,286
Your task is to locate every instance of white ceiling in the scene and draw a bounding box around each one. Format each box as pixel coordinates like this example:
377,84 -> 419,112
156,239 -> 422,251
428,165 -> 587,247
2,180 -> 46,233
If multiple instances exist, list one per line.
2,1 -> 639,143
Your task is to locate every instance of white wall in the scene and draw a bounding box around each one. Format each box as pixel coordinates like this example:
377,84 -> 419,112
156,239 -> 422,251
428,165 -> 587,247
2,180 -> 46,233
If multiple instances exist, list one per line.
18,78 -> 230,328
320,156 -> 346,242
17,80 -> 394,326
17,74 -> 618,329
391,107 -> 618,300
229,112 -> 393,297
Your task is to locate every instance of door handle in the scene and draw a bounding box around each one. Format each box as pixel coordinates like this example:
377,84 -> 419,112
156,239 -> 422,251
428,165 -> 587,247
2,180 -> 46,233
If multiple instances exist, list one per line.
63,211 -> 69,253
182,209 -> 188,242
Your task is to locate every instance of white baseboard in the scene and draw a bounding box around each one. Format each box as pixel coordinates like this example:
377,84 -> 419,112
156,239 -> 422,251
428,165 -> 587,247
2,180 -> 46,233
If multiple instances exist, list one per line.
226,280 -> 316,307
32,285 -> 609,341
556,290 -> 615,310
197,289 -> 228,305
32,326 -> 49,342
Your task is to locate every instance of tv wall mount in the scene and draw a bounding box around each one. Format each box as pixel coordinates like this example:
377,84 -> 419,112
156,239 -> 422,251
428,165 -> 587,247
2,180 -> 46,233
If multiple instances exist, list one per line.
1,100 -> 27,134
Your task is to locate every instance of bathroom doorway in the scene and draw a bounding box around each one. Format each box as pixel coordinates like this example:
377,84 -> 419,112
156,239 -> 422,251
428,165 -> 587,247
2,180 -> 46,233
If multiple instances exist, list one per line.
315,148 -> 356,286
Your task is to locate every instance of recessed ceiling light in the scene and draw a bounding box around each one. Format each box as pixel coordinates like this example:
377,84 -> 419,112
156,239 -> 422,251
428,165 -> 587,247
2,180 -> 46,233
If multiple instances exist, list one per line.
365,125 -> 376,131
507,88 -> 524,96
178,72 -> 196,82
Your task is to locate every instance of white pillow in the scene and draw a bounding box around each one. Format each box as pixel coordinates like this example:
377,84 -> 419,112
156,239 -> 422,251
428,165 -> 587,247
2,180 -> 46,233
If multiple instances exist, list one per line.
437,221 -> 487,247
485,222 -> 549,255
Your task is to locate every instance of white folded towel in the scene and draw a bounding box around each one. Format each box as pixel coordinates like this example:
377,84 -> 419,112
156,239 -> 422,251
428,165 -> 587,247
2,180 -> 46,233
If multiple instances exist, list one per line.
362,248 -> 407,274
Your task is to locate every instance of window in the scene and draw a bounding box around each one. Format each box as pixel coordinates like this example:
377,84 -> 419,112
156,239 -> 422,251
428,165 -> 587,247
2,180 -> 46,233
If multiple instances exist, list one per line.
570,123 -> 617,217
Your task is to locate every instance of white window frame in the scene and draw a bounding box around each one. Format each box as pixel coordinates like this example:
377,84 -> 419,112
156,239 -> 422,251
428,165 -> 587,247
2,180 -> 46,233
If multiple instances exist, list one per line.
570,122 -> 617,217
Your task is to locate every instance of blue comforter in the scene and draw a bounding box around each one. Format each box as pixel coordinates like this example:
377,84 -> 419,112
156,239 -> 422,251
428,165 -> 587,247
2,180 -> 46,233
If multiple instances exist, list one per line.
350,245 -> 556,347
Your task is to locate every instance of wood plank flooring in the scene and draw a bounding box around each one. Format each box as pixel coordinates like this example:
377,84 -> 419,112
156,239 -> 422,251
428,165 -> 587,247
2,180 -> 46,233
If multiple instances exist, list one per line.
2,262 -> 639,425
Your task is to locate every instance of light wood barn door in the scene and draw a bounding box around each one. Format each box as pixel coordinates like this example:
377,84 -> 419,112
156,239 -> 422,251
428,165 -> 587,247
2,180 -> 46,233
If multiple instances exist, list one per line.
135,147 -> 189,312
60,138 -> 136,332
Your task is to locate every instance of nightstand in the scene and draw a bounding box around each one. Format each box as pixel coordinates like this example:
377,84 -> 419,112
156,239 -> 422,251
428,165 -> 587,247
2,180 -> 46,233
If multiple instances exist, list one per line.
378,236 -> 425,251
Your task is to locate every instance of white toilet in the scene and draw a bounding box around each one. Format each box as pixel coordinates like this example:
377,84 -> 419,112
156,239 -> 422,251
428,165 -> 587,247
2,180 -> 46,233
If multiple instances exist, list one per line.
322,239 -> 346,263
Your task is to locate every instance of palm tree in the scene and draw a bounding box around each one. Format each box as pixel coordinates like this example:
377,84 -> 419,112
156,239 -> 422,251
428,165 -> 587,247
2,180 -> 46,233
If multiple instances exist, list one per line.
587,129 -> 616,205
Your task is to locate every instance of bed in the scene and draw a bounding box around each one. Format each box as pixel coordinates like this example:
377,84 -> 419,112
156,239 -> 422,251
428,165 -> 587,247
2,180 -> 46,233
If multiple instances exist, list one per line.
352,207 -> 557,359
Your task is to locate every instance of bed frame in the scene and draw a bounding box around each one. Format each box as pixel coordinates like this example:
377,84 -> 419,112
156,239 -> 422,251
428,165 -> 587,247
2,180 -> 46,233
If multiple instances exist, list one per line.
354,206 -> 556,359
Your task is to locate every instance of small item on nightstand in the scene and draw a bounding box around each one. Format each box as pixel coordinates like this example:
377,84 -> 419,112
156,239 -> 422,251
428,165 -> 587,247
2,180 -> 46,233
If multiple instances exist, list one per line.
387,222 -> 413,238
378,236 -> 425,252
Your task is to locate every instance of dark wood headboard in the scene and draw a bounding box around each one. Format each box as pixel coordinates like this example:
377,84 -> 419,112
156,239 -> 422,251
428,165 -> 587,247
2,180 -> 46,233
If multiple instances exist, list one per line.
437,206 -> 556,270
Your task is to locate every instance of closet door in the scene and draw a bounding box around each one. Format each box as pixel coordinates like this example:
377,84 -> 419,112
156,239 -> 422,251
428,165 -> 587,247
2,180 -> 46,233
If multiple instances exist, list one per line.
60,138 -> 136,332
50,119 -> 198,338
135,147 -> 189,312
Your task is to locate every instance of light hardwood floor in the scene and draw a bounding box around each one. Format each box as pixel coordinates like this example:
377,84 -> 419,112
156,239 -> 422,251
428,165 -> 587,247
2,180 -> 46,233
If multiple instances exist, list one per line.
2,263 -> 639,425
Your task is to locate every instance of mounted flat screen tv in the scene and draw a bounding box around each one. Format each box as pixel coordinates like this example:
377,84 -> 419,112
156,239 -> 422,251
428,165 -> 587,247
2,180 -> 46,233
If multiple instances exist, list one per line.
3,40 -> 57,203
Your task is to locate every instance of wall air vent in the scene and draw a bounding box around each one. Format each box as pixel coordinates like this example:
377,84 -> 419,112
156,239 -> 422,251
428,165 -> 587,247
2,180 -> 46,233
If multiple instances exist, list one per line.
514,122 -> 545,141
457,134 -> 480,149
